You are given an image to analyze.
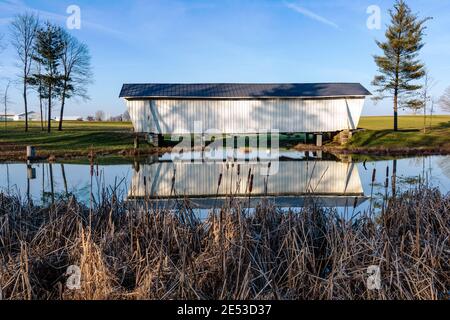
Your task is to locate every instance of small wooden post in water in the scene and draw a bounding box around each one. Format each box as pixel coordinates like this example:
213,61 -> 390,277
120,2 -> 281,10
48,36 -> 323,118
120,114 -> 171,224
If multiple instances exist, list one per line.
26,146 -> 36,161
27,165 -> 36,180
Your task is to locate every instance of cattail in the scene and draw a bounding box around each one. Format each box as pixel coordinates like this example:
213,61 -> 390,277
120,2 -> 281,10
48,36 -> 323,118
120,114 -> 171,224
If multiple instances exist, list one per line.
371,168 -> 376,183
89,148 -> 94,177
385,166 -> 389,188
218,173 -> 223,188
249,174 -> 254,193
237,164 -> 240,176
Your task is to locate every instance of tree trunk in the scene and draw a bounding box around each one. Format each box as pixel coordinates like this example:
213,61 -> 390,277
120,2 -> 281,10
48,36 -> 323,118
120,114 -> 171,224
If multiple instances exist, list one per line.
58,86 -> 66,131
393,90 -> 398,132
39,95 -> 44,131
47,85 -> 52,133
393,49 -> 400,132
23,80 -> 28,132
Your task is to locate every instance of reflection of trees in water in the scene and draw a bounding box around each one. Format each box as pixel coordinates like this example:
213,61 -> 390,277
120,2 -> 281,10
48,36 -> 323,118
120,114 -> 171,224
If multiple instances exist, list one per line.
438,158 -> 450,180
393,157 -> 436,189
40,163 -> 54,205
407,157 -> 424,167
397,176 -> 421,186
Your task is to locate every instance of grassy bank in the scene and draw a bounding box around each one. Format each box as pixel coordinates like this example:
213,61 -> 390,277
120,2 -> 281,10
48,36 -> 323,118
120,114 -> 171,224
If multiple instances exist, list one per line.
0,121 -> 312,160
0,121 -> 160,160
2,116 -> 450,160
0,186 -> 448,300
347,115 -> 450,153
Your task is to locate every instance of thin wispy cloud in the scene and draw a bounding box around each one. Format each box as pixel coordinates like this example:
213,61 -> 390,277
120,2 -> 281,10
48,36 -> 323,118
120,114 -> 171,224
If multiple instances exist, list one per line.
0,0 -> 127,40
0,17 -> 13,25
284,2 -> 339,29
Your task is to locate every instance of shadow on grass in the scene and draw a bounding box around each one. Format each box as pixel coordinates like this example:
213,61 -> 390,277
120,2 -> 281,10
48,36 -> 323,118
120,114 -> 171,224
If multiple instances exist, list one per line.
351,126 -> 450,148
435,121 -> 450,129
0,131 -> 139,151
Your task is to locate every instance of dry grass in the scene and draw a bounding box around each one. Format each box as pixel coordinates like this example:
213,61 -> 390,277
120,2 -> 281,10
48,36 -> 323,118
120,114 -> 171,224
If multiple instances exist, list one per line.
0,187 -> 449,300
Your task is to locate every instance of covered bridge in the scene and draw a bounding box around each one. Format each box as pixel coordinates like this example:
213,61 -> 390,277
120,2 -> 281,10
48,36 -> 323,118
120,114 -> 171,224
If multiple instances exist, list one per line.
119,83 -> 371,144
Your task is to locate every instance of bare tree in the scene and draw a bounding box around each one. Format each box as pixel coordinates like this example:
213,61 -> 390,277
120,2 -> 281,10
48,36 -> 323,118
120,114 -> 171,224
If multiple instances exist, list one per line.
438,87 -> 450,113
95,110 -> 105,121
10,13 -> 39,132
401,71 -> 436,132
0,33 -> 6,63
3,80 -> 12,131
58,30 -> 92,131
0,34 -> 5,84
122,110 -> 131,122
419,72 -> 436,133
429,97 -> 437,129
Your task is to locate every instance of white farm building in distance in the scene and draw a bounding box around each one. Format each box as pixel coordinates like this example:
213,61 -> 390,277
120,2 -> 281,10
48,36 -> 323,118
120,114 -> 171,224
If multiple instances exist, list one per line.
119,83 -> 371,144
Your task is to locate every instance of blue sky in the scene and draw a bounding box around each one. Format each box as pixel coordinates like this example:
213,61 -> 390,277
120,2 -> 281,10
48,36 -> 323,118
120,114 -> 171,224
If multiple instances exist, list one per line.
0,0 -> 450,117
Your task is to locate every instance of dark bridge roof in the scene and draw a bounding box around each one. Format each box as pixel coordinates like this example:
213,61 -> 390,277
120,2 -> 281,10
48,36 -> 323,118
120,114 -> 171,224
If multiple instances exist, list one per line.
119,83 -> 371,99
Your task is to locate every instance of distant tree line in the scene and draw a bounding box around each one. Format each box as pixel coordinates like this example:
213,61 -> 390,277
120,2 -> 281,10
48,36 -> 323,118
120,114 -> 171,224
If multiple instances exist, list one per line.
7,13 -> 92,132
82,110 -> 130,122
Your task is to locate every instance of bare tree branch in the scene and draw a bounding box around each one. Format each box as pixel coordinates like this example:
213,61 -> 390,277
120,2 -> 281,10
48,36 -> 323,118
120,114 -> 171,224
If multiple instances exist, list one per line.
3,80 -> 12,132
58,30 -> 93,131
0,33 -> 6,59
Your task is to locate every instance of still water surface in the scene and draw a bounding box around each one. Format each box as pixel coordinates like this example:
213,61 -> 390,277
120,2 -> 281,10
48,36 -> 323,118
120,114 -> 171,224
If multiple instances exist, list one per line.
1,150 -> 449,214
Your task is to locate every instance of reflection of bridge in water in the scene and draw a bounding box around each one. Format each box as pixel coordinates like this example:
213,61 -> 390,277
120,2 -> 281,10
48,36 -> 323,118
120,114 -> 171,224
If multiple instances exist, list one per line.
128,159 -> 367,209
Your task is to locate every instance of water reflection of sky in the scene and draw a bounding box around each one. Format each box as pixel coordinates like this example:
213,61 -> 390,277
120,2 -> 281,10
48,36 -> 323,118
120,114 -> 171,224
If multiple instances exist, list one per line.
1,154 -> 449,215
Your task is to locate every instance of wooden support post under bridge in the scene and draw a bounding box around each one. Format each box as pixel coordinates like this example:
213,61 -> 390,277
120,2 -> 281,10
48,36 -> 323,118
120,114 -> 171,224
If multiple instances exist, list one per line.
134,135 -> 140,149
315,134 -> 323,147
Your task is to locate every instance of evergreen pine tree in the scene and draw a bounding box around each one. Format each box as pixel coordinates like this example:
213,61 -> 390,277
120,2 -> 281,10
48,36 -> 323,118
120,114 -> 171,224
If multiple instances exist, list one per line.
372,0 -> 430,131
29,22 -> 64,133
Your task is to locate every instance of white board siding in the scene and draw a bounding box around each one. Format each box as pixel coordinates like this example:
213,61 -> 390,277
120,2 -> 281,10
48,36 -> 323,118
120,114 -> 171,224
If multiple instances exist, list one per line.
128,161 -> 364,199
127,100 -> 150,132
127,98 -> 365,134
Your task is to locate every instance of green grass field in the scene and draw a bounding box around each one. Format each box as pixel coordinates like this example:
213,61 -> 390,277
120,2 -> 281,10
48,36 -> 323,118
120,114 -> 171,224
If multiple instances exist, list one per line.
358,115 -> 450,130
351,115 -> 450,150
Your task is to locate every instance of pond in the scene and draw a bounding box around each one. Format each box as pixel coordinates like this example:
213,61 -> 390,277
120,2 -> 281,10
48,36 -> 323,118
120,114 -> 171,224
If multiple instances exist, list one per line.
1,149 -> 450,215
